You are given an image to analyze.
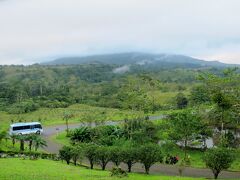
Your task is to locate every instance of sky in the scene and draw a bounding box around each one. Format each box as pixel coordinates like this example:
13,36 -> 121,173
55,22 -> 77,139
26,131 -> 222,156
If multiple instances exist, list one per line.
0,0 -> 240,65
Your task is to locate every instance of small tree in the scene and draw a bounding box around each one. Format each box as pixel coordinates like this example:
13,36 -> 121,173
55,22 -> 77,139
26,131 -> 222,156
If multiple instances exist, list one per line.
33,135 -> 47,151
168,110 -> 201,159
10,134 -> 17,147
109,146 -> 123,166
95,146 -> 111,170
63,111 -> 74,135
138,143 -> 163,174
70,127 -> 92,144
59,146 -> 72,165
16,135 -> 27,151
83,143 -> 98,169
71,145 -> 83,166
175,93 -> 188,109
122,146 -> 138,172
26,134 -> 37,151
204,148 -> 235,179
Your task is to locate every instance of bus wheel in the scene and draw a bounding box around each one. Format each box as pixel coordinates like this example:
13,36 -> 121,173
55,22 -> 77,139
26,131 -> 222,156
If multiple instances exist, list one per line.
36,131 -> 40,135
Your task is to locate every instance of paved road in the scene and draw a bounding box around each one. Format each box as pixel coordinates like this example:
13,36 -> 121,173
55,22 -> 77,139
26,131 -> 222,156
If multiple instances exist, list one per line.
41,119 -> 240,179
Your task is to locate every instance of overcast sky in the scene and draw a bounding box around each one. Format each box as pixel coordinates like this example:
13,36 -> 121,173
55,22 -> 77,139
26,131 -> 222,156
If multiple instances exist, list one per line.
0,0 -> 240,65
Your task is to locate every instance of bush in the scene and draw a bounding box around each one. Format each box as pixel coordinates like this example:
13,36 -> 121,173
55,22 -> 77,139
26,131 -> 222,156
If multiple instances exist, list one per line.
110,167 -> 128,178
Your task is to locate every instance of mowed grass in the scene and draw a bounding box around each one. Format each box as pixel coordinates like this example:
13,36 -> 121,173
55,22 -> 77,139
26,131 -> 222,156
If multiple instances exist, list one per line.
0,158 -> 206,180
0,104 -> 141,131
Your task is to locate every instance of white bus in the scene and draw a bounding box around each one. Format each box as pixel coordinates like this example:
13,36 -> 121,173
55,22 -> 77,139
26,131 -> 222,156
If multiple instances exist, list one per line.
9,122 -> 43,135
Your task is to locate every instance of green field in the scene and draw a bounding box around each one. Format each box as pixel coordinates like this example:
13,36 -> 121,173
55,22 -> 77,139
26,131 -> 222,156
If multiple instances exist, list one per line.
0,104 -> 143,131
0,158 -> 207,180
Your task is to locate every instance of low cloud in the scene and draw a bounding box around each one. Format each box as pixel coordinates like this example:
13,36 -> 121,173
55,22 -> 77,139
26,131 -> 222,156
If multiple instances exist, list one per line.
113,65 -> 130,74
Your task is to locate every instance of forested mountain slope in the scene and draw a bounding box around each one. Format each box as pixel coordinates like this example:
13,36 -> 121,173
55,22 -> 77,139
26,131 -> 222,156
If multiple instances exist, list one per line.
43,52 -> 235,68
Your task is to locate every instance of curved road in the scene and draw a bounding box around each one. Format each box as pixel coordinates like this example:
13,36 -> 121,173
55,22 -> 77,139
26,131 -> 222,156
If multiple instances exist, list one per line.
42,118 -> 240,179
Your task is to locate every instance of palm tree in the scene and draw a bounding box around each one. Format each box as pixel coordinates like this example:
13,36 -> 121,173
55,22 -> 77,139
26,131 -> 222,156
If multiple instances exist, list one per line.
33,135 -> 47,151
26,134 -> 37,151
10,134 -> 17,147
63,112 -> 74,135
16,135 -> 27,151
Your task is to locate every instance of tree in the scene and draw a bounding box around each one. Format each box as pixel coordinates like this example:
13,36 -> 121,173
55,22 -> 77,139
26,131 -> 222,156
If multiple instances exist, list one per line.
83,143 -> 98,169
63,111 -> 74,135
109,146 -> 123,166
33,135 -> 47,151
59,146 -> 72,165
190,85 -> 210,105
137,143 -> 163,174
123,118 -> 159,143
168,110 -> 201,158
16,135 -> 27,151
26,134 -> 37,151
70,127 -> 92,144
204,148 -> 235,179
175,93 -> 188,109
199,68 -> 240,132
121,145 -> 138,172
10,134 -> 17,147
95,146 -> 111,170
71,145 -> 83,166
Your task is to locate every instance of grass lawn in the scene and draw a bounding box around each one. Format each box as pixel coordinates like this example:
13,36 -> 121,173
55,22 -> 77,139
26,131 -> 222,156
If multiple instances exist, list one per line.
0,158 -> 207,180
0,104 -> 141,131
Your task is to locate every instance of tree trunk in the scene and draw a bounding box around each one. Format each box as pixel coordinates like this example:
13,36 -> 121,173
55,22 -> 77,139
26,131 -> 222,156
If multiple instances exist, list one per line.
12,138 -> 15,147
213,169 -> 220,179
29,140 -> 32,151
144,165 -> 150,174
184,139 -> 187,159
101,161 -> 107,170
66,119 -> 69,135
102,164 -> 106,170
127,161 -> 132,172
74,160 -> 77,166
90,161 -> 94,169
35,145 -> 38,151
20,140 -> 24,151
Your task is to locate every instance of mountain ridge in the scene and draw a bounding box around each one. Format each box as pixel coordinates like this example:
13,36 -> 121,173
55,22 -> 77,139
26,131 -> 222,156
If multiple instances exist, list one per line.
41,52 -> 238,68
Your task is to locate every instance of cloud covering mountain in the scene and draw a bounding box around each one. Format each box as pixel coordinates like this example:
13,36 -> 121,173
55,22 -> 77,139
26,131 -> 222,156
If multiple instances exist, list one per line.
0,0 -> 240,65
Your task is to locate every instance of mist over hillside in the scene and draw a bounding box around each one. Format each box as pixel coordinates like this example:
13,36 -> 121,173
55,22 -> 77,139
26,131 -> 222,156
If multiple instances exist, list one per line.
42,52 -> 236,69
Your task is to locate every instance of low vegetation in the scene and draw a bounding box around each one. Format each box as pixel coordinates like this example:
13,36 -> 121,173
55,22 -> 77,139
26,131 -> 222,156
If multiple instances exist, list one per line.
0,158 -> 207,180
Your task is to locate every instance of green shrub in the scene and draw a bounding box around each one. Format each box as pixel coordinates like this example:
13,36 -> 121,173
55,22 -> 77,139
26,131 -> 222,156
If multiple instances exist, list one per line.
110,167 -> 128,178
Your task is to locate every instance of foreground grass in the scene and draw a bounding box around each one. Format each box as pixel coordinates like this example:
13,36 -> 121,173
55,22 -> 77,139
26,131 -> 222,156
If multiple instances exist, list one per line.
0,158 -> 206,180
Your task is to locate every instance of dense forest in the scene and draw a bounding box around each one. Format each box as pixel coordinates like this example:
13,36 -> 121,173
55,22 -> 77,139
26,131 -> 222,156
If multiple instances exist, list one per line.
0,63 -> 237,114
0,62 -> 225,114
